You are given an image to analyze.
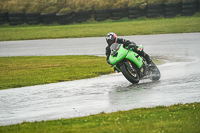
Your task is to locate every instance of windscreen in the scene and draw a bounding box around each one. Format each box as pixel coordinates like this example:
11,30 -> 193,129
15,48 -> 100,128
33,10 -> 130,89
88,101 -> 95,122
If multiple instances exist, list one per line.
110,43 -> 121,55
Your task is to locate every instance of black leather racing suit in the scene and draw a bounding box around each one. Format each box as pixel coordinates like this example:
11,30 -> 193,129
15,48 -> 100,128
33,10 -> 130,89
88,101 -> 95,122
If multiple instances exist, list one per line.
105,38 -> 151,65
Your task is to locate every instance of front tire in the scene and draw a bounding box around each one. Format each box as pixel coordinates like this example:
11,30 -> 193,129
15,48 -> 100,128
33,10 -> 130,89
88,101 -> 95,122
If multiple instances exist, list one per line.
120,63 -> 140,84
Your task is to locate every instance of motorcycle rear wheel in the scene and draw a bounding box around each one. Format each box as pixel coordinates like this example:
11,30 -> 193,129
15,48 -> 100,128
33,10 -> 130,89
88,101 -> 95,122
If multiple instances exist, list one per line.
120,64 -> 140,84
149,63 -> 161,81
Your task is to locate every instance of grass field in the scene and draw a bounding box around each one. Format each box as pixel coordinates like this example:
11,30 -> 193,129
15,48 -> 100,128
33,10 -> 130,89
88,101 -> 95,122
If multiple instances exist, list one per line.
0,102 -> 199,133
0,16 -> 200,41
0,56 -> 113,90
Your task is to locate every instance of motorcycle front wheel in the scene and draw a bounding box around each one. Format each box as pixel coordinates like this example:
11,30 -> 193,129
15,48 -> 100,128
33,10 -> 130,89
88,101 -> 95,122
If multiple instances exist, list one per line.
120,63 -> 140,84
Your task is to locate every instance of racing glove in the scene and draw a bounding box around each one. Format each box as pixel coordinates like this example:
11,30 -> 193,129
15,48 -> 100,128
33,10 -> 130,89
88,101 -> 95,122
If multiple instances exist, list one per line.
123,40 -> 131,48
128,42 -> 136,50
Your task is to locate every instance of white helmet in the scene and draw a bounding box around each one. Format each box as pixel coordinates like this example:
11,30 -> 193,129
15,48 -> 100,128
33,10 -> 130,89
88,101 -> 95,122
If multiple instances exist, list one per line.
106,32 -> 117,46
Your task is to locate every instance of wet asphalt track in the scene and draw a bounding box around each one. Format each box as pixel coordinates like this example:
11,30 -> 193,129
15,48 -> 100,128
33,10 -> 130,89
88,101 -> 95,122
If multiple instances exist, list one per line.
0,33 -> 200,125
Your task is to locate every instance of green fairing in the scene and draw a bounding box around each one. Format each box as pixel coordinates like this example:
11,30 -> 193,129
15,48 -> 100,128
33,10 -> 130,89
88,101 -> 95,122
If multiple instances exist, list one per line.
109,45 -> 127,65
126,51 -> 143,68
109,44 -> 143,70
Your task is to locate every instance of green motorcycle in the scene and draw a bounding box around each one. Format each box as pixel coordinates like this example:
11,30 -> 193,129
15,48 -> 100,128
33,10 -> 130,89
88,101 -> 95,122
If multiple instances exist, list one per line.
109,43 -> 161,84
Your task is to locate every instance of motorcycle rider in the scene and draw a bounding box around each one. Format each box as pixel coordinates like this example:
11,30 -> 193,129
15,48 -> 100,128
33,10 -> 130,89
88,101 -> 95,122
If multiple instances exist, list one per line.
105,32 -> 152,66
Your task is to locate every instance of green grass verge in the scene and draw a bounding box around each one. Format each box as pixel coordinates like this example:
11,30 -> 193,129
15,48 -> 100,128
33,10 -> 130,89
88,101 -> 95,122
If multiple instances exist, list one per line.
0,56 -> 164,90
0,16 -> 200,41
0,55 -> 113,90
0,102 -> 199,133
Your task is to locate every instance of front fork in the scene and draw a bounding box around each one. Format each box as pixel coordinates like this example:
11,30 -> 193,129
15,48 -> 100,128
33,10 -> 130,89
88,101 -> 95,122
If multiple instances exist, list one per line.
115,60 -> 148,79
113,60 -> 136,73
113,65 -> 121,72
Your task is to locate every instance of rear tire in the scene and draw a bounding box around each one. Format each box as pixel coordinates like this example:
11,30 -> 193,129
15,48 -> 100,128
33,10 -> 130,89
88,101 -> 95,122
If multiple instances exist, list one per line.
120,64 -> 139,84
149,63 -> 161,81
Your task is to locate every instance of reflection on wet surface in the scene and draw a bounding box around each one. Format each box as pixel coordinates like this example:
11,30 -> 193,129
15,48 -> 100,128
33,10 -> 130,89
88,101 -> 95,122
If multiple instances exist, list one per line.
0,33 -> 200,125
